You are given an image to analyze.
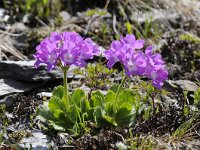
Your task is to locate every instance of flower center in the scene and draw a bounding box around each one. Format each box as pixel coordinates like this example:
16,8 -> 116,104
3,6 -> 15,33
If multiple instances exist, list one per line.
151,72 -> 157,80
64,53 -> 73,63
128,61 -> 137,71
48,53 -> 56,63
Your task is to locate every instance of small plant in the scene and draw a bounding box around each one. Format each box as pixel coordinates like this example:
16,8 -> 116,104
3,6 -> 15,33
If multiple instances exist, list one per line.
4,0 -> 61,22
0,127 -> 5,147
85,8 -> 108,17
35,32 -> 168,136
194,86 -> 200,108
92,85 -> 142,127
130,16 -> 161,41
179,33 -> 200,44
0,104 -> 6,119
74,63 -> 116,90
35,32 -> 100,135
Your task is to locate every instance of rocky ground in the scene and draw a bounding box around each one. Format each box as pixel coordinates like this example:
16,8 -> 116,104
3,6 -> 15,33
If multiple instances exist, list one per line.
0,0 -> 200,149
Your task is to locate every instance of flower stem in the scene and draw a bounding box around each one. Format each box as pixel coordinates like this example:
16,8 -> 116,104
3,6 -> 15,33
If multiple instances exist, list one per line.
63,67 -> 69,107
115,76 -> 127,108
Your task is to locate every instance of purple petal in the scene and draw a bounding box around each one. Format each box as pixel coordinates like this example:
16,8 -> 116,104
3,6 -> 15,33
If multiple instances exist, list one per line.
107,58 -> 117,69
50,32 -> 62,42
145,46 -> 153,55
111,41 -> 122,50
152,81 -> 163,90
34,60 -> 41,68
134,40 -> 144,49
124,34 -> 136,44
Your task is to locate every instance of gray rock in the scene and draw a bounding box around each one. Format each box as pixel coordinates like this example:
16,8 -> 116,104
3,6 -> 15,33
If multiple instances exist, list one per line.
173,80 -> 199,92
0,60 -> 75,82
130,0 -> 200,31
162,95 -> 179,108
0,8 -> 9,22
167,64 -> 182,79
59,11 -> 71,21
164,80 -> 199,92
0,61 -> 79,97
0,95 -> 16,111
130,9 -> 180,31
10,23 -> 29,51
79,85 -> 91,94
0,8 -> 5,19
37,92 -> 52,99
19,130 -> 51,150
0,79 -> 40,97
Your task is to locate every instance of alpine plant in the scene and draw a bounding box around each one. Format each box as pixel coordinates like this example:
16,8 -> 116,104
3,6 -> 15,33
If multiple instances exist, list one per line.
104,34 -> 168,89
34,32 -> 168,89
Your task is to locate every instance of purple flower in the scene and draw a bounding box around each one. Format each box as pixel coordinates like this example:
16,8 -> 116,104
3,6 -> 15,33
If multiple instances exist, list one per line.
60,33 -> 100,67
49,32 -> 63,43
77,38 -> 101,67
34,38 -> 59,71
104,34 -> 145,69
59,40 -> 79,66
144,46 -> 168,89
34,31 -> 100,71
150,68 -> 168,89
104,41 -> 122,68
120,34 -> 144,50
104,34 -> 145,70
104,34 -> 168,89
123,51 -> 146,76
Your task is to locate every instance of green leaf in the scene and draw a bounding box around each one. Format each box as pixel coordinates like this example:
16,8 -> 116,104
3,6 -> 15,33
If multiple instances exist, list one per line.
105,90 -> 116,103
115,103 -> 135,126
110,84 -> 119,93
125,21 -> 133,34
52,109 -> 66,120
49,96 -> 65,114
91,91 -> 104,108
87,108 -> 95,121
36,102 -> 54,122
94,106 -> 109,127
37,102 -> 69,131
105,102 -> 115,116
67,105 -> 79,123
52,86 -> 64,99
118,89 -> 136,106
91,90 -> 104,99
49,120 -> 67,131
91,95 -> 103,108
71,89 -> 85,106
194,87 -> 200,105
103,115 -> 117,126
80,98 -> 91,114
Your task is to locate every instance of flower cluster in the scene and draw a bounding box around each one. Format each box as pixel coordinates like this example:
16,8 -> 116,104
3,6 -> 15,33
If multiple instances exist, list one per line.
104,34 -> 168,89
34,32 -> 100,71
34,32 -> 168,89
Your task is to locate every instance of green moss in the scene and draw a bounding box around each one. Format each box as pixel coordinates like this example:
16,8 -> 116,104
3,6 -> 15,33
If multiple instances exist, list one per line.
179,33 -> 200,44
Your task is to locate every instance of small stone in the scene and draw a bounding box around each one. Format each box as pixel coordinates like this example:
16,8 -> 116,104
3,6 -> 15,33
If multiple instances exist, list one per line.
0,60 -> 76,82
164,80 -> 199,92
162,95 -> 179,108
59,11 -> 71,21
79,85 -> 91,94
37,92 -> 52,99
173,80 -> 199,92
0,79 -> 40,97
19,130 -> 51,150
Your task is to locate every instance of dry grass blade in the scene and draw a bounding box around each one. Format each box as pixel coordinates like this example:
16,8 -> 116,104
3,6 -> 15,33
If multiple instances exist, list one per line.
0,33 -> 26,61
